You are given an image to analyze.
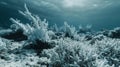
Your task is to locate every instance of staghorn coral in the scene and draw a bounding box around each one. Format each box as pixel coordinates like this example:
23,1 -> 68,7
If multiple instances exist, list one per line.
0,4 -> 120,67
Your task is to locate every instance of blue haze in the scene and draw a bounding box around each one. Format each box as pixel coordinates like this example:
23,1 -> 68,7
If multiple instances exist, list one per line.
0,0 -> 120,30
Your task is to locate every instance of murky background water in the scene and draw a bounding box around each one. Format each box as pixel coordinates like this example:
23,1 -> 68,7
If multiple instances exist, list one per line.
0,0 -> 120,30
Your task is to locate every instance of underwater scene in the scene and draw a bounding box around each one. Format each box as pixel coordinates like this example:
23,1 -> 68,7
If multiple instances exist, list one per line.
0,0 -> 120,67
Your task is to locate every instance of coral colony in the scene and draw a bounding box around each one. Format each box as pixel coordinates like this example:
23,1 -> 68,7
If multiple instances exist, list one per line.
0,4 -> 120,67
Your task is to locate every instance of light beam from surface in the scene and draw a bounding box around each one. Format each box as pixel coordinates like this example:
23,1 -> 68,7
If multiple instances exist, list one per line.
63,0 -> 87,8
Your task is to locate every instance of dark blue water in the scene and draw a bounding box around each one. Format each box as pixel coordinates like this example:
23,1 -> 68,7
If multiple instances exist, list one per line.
0,0 -> 120,30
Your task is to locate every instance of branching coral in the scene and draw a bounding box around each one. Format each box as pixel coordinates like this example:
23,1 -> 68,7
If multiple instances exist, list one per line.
0,4 -> 120,67
10,4 -> 52,43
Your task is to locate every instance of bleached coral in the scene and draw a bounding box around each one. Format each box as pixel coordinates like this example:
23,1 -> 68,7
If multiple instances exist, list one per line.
0,38 -> 7,51
0,4 -> 120,67
10,4 -> 51,43
62,22 -> 77,37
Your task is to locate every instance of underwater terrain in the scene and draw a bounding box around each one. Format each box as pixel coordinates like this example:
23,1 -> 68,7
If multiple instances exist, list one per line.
0,4 -> 120,67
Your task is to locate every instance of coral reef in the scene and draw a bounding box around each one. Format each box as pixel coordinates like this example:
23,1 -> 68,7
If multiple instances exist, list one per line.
0,4 -> 120,67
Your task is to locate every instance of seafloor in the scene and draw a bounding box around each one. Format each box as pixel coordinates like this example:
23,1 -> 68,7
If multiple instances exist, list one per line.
0,5 -> 120,67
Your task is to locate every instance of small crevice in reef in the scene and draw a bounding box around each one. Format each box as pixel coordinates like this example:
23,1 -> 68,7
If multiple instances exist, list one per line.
0,29 -> 27,41
23,40 -> 53,55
